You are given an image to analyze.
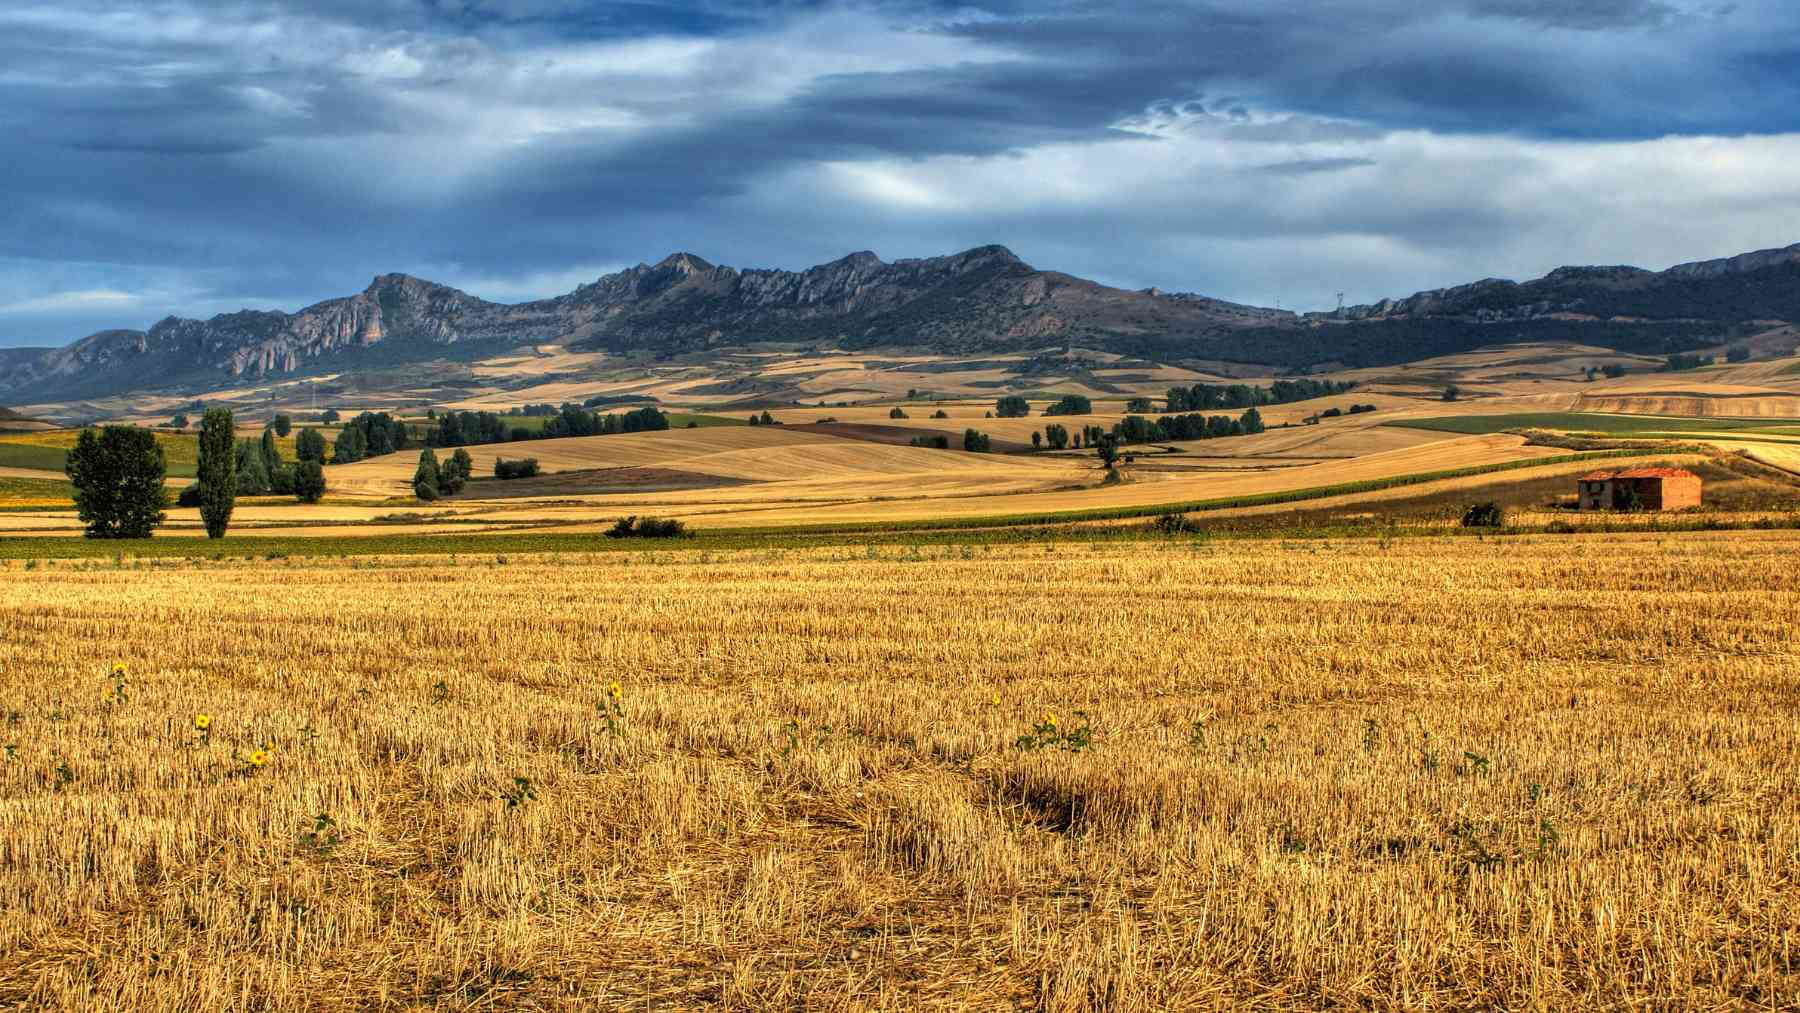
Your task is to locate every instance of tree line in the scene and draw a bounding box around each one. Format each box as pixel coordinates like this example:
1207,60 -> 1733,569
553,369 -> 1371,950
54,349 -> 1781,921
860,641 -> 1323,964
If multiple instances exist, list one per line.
1164,379 -> 1355,412
67,408 -> 325,540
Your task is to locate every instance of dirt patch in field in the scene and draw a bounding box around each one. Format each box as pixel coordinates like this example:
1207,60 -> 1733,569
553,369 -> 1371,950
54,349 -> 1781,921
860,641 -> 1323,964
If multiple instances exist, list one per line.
450,467 -> 758,500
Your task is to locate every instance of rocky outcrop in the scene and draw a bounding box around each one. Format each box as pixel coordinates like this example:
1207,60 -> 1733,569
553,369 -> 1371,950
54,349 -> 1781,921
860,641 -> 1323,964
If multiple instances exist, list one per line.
1323,243 -> 1800,323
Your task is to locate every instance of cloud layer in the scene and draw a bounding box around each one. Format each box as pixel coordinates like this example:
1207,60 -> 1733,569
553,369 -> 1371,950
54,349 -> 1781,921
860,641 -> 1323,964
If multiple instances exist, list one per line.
3,0 -> 1799,346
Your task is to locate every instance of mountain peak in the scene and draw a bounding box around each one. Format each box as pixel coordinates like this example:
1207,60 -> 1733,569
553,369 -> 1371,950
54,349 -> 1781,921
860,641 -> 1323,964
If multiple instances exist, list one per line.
959,244 -> 1025,264
654,252 -> 715,273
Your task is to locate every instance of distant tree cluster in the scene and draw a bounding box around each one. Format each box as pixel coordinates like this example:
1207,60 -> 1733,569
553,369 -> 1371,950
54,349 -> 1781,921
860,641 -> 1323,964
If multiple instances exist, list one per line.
1663,352 -> 1715,372
607,515 -> 687,539
994,395 -> 1031,418
219,421 -> 327,504
330,412 -> 409,464
1124,398 -> 1156,414
930,409 -> 950,419
1043,395 -> 1093,416
889,407 -> 909,419
494,457 -> 540,480
536,404 -> 669,439
909,435 -> 949,449
962,429 -> 992,453
1111,408 -> 1264,445
1726,345 -> 1752,363
1165,379 -> 1354,413
1042,424 -> 1070,450
746,411 -> 779,426
1347,403 -> 1379,415
412,447 -> 473,500
430,411 -> 512,446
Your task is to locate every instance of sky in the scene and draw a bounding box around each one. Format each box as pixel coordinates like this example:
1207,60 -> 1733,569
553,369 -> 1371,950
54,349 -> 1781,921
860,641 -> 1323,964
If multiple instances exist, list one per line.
3,0 -> 1800,348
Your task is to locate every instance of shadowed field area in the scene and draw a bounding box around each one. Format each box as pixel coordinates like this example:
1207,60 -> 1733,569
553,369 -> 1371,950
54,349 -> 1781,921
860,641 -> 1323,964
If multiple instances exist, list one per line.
1,534 -> 1796,1009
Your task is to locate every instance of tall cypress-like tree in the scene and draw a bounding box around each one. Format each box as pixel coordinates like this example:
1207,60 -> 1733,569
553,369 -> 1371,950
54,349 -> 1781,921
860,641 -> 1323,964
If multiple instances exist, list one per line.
65,426 -> 167,538
413,449 -> 442,501
197,408 -> 237,539
260,428 -> 281,473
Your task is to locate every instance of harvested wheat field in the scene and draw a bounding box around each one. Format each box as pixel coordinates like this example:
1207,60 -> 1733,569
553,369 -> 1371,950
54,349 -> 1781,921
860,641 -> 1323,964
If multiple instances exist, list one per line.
1,533 -> 1796,1009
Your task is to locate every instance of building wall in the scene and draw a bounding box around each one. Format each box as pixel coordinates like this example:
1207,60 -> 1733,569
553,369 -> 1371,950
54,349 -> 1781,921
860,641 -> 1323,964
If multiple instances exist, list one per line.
1658,476 -> 1702,510
1575,476 -> 1702,511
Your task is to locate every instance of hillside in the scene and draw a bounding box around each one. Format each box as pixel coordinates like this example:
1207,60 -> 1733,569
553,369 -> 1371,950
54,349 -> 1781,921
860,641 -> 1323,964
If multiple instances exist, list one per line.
2,242 -> 1796,402
0,247 -> 1288,402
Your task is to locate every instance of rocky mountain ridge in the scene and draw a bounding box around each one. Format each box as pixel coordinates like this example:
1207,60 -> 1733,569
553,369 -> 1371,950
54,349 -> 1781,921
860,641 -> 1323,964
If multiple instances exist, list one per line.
0,246 -> 1294,400
2,241 -> 1796,401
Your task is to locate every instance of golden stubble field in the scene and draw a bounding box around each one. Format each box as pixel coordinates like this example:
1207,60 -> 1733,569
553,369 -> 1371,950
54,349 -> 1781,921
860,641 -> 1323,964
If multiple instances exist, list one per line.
1,534 -> 1796,1010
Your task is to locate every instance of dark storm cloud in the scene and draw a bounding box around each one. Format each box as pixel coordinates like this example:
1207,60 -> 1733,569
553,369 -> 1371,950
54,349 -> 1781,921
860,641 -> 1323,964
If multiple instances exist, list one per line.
1249,158 -> 1379,176
1,0 -> 1799,347
1468,0 -> 1676,29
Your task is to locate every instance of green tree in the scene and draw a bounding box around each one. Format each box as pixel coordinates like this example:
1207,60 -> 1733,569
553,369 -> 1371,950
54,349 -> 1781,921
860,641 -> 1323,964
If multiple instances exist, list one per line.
331,425 -> 366,464
1031,431 -> 1043,449
293,461 -> 326,503
1044,424 -> 1070,450
65,426 -> 167,539
962,429 -> 992,453
295,428 -> 327,463
443,448 -> 473,495
234,442 -> 271,496
169,414 -> 189,429
1241,407 -> 1266,434
414,449 -> 442,500
260,428 -> 282,474
196,408 -> 237,539
1125,397 -> 1155,414
889,407 -> 908,419
271,414 -> 293,437
1044,395 -> 1093,416
1443,385 -> 1461,402
759,410 -> 777,426
995,395 -> 1030,418
1461,502 -> 1504,528
1096,434 -> 1120,469
321,408 -> 341,423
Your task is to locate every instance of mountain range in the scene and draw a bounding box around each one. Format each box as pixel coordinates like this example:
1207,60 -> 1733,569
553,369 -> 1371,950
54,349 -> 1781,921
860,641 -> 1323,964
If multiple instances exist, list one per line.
3,242 -> 1797,402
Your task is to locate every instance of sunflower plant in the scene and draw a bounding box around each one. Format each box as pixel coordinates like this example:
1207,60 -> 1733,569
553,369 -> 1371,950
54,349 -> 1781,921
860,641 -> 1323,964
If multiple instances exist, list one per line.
597,680 -> 624,738
1017,710 -> 1095,753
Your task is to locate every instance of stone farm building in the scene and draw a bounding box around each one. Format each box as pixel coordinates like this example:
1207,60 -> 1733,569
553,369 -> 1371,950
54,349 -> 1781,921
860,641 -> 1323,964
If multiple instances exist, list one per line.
1576,467 -> 1702,511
